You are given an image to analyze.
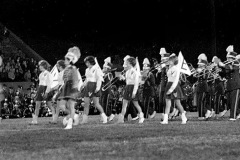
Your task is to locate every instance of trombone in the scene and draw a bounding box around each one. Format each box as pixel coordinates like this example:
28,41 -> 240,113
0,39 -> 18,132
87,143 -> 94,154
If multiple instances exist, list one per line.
101,69 -> 126,92
149,61 -> 168,73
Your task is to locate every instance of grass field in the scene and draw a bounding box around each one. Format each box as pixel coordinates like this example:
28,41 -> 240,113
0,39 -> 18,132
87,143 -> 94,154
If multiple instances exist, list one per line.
0,112 -> 240,160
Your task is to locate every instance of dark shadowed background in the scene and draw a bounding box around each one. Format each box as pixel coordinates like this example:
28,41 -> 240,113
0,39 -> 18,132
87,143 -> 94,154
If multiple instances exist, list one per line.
1,0 -> 240,68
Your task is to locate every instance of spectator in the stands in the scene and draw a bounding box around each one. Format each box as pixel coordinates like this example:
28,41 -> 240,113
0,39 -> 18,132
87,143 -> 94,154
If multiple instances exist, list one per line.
2,84 -> 8,98
24,70 -> 31,82
8,65 -> 15,81
29,58 -> 35,72
15,69 -> 20,81
18,66 -> 23,79
31,68 -> 39,86
8,87 -> 14,102
5,62 -> 10,72
1,68 -> 8,81
16,85 -> 24,100
22,60 -> 27,72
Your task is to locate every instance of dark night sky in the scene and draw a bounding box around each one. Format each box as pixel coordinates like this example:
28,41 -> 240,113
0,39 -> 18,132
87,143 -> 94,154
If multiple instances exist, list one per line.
1,0 -> 240,66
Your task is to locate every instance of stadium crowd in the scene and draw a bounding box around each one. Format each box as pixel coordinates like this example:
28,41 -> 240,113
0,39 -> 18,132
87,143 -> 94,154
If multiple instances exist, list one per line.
0,37 -> 40,83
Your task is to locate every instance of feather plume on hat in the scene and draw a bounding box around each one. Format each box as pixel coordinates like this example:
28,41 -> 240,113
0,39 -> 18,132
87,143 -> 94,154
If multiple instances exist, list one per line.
103,57 -> 112,69
198,53 -> 207,61
226,45 -> 234,53
65,46 -> 81,64
123,55 -> 131,68
124,55 -> 130,61
212,56 -> 218,62
226,45 -> 237,58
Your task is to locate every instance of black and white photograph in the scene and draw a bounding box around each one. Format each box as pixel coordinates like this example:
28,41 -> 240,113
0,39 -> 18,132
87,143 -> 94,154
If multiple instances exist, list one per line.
1,0 -> 240,159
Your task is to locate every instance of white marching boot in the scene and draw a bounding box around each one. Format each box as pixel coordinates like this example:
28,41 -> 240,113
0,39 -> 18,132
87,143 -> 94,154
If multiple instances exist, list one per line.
73,114 -> 80,126
101,113 -> 108,124
64,118 -> 73,130
210,110 -> 216,118
139,112 -> 145,123
30,114 -> 38,125
181,111 -> 187,124
205,110 -> 211,119
161,114 -> 168,124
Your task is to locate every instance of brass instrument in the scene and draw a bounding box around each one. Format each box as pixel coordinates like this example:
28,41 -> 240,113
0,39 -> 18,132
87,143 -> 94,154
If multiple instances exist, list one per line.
101,69 -> 126,92
149,60 -> 168,73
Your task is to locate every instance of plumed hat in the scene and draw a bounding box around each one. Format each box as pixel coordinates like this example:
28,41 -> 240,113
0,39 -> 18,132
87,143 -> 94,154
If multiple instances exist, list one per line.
198,53 -> 207,61
123,55 -> 130,67
197,53 -> 208,65
143,58 -> 150,70
160,47 -> 170,60
226,45 -> 237,58
103,57 -> 112,69
65,46 -> 81,64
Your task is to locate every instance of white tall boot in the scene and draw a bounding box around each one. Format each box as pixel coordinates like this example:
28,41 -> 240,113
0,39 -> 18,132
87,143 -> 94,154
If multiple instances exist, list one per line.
161,114 -> 168,124
139,112 -> 145,123
101,113 -> 108,124
205,110 -> 211,119
181,111 -> 187,124
31,114 -> 38,125
73,114 -> 80,126
80,114 -> 88,124
64,118 -> 73,130
210,110 -> 216,118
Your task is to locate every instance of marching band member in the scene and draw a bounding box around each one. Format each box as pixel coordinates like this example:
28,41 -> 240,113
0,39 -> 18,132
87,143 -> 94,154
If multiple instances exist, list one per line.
122,55 -> 139,121
117,56 -> 144,123
206,62 -> 216,119
31,60 -> 52,125
210,56 -> 225,118
100,57 -> 114,120
195,53 -> 210,120
158,48 -> 170,117
141,58 -> 156,118
218,45 -> 240,120
161,54 -> 187,124
80,56 -> 108,124
58,46 -> 81,129
51,60 -> 66,124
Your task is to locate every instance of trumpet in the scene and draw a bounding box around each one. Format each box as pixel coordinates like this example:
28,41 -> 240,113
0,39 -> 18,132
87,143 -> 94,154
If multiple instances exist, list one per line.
218,55 -> 240,66
101,69 -> 126,92
207,74 -> 225,82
